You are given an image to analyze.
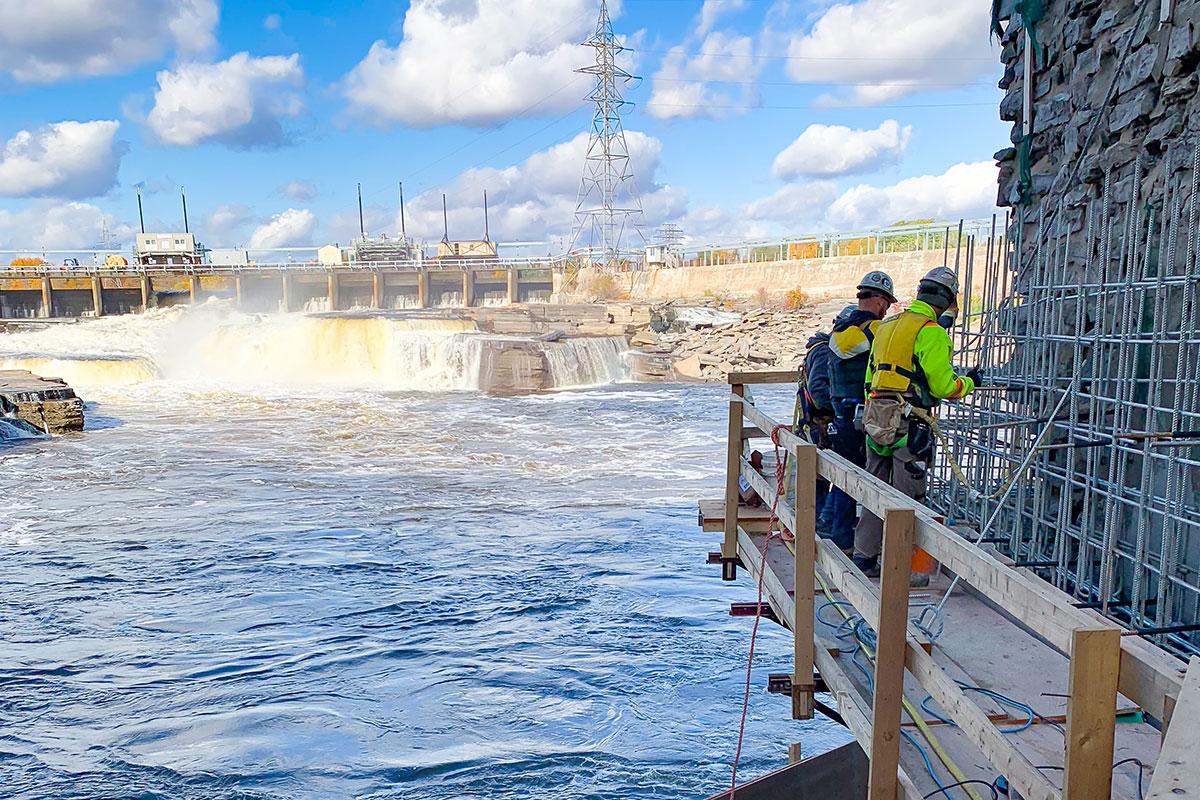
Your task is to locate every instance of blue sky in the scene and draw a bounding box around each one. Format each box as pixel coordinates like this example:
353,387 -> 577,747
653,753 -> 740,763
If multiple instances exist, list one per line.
0,0 -> 1008,253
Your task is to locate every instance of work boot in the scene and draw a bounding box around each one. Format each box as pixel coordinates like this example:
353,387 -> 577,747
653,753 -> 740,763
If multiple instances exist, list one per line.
852,554 -> 880,578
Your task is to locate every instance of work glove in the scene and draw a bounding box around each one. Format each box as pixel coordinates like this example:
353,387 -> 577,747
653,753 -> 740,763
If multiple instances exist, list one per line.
964,366 -> 983,387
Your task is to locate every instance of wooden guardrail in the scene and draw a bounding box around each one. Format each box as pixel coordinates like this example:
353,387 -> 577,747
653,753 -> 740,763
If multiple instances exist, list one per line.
720,371 -> 1190,800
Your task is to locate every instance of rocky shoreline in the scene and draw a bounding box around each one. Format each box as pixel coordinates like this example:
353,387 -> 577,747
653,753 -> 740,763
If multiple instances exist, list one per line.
627,301 -> 842,383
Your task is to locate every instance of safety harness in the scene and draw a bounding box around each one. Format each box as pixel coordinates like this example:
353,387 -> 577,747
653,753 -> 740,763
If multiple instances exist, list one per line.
863,311 -> 936,455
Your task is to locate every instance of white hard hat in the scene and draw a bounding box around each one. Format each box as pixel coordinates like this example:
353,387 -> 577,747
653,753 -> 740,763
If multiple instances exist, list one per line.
921,266 -> 960,295
857,270 -> 896,302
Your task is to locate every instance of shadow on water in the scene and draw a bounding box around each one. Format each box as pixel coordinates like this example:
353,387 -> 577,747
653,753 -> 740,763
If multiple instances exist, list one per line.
81,402 -> 125,432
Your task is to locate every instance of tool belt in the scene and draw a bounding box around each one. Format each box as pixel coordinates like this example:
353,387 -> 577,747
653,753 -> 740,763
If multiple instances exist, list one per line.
863,393 -> 906,447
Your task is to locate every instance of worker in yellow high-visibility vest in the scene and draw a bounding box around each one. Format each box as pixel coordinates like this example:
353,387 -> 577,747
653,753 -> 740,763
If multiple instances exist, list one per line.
852,267 -> 980,583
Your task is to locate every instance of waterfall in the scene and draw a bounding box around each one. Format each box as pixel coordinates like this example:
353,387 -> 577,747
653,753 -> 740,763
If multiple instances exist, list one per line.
0,306 -> 628,393
541,337 -> 628,389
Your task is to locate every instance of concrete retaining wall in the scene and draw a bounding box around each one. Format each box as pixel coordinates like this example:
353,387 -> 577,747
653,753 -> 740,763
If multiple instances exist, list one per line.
557,250 -> 973,304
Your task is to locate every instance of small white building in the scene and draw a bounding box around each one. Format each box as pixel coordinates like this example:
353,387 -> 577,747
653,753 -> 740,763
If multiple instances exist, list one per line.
645,244 -> 682,269
135,232 -> 201,266
318,244 -> 351,266
435,239 -> 498,260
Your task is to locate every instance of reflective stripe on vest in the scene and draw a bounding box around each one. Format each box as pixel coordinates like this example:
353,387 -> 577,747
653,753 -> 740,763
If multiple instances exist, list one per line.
869,311 -> 933,396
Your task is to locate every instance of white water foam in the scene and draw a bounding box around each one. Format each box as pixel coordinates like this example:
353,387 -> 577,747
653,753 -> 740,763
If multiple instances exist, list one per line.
0,304 -> 627,393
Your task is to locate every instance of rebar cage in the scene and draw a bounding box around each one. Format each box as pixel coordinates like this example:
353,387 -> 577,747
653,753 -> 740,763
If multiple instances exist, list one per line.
933,142 -> 1200,659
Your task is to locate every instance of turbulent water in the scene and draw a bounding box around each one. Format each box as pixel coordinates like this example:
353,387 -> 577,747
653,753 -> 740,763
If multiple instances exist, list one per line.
0,306 -> 847,799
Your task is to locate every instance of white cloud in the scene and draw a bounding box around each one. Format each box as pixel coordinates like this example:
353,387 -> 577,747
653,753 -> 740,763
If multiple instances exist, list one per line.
278,180 -> 317,202
249,208 -> 317,249
264,13 -> 282,30
647,29 -> 761,120
739,181 -> 840,227
205,204 -> 256,244
0,0 -> 217,83
0,202 -> 134,249
773,120 -> 911,179
146,53 -> 305,148
823,161 -> 999,229
0,121 -> 127,199
697,0 -> 748,36
784,0 -> 995,105
342,0 -> 603,127
396,130 -> 685,244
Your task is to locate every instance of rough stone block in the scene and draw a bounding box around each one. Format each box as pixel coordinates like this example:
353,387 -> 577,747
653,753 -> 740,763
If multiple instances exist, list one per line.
1108,89 -> 1157,132
1117,43 -> 1160,94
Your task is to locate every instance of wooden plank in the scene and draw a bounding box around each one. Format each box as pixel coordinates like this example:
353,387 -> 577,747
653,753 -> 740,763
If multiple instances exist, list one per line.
726,369 -> 799,385
793,442 -> 817,720
815,645 -> 922,800
868,508 -> 914,800
814,539 -> 933,654
1063,628 -> 1121,800
741,459 -> 795,532
814,446 -> 1184,722
904,644 -> 1060,800
737,527 -> 796,630
723,386 -> 745,567
1147,656 -> 1200,799
698,500 -> 776,533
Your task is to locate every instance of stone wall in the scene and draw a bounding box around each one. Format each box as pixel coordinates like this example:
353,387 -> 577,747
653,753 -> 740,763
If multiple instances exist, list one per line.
995,0 -> 1200,231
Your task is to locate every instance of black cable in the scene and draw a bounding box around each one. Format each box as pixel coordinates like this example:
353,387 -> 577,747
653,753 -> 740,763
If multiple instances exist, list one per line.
922,779 -> 1000,799
1032,759 -> 1148,800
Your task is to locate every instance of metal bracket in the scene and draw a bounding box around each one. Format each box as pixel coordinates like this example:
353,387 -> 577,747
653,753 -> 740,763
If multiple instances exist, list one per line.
721,558 -> 738,581
768,672 -> 828,696
731,602 -> 779,623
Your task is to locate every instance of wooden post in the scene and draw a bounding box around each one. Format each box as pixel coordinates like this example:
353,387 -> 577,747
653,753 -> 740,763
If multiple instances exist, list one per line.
792,442 -> 817,720
787,742 -> 803,765
139,275 -> 151,311
90,275 -> 104,316
507,268 -> 519,304
327,272 -> 339,311
188,275 -> 201,304
281,273 -> 294,312
722,383 -> 745,580
1147,657 -> 1199,799
1064,627 -> 1121,800
40,276 -> 52,318
462,270 -> 474,307
867,508 -> 914,800
418,269 -> 429,308
371,272 -> 383,309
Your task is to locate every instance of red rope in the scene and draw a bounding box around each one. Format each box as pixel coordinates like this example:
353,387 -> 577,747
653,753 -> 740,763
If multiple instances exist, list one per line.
729,424 -> 795,796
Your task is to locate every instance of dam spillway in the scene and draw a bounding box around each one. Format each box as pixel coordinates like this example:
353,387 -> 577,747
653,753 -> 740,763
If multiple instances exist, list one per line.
0,305 -> 629,396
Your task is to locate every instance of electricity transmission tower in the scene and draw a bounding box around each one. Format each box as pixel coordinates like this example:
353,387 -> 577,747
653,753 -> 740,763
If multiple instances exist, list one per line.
569,0 -> 644,269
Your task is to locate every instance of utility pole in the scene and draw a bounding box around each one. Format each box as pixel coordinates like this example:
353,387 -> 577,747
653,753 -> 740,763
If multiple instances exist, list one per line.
441,194 -> 450,244
483,190 -> 490,243
136,187 -> 145,234
399,182 -> 407,239
181,186 -> 189,233
568,0 -> 644,269
357,182 -> 366,239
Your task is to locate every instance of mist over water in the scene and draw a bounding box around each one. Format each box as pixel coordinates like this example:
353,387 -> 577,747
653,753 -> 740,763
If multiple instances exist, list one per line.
0,308 -> 847,798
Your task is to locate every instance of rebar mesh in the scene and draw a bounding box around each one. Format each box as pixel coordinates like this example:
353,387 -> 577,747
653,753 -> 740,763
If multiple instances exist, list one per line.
932,143 -> 1200,658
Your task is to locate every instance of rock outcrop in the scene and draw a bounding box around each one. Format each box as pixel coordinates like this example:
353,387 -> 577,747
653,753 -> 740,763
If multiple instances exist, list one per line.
0,370 -> 85,433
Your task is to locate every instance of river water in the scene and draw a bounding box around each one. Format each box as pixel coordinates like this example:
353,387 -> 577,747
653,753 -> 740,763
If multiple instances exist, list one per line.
0,306 -> 846,799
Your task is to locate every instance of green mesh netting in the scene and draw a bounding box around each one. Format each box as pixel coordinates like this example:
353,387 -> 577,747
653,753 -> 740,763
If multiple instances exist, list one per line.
990,0 -> 1047,65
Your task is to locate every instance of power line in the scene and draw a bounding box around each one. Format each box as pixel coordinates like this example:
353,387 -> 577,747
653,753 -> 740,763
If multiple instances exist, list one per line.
631,45 -> 997,63
652,75 -> 998,88
644,100 -> 998,111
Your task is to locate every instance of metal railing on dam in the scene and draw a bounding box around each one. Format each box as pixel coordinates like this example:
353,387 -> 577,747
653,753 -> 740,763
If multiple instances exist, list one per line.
0,257 -> 566,278
0,262 -> 559,318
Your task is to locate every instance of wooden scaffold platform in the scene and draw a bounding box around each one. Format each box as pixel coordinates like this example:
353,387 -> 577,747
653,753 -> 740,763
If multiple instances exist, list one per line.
701,371 -> 1198,800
